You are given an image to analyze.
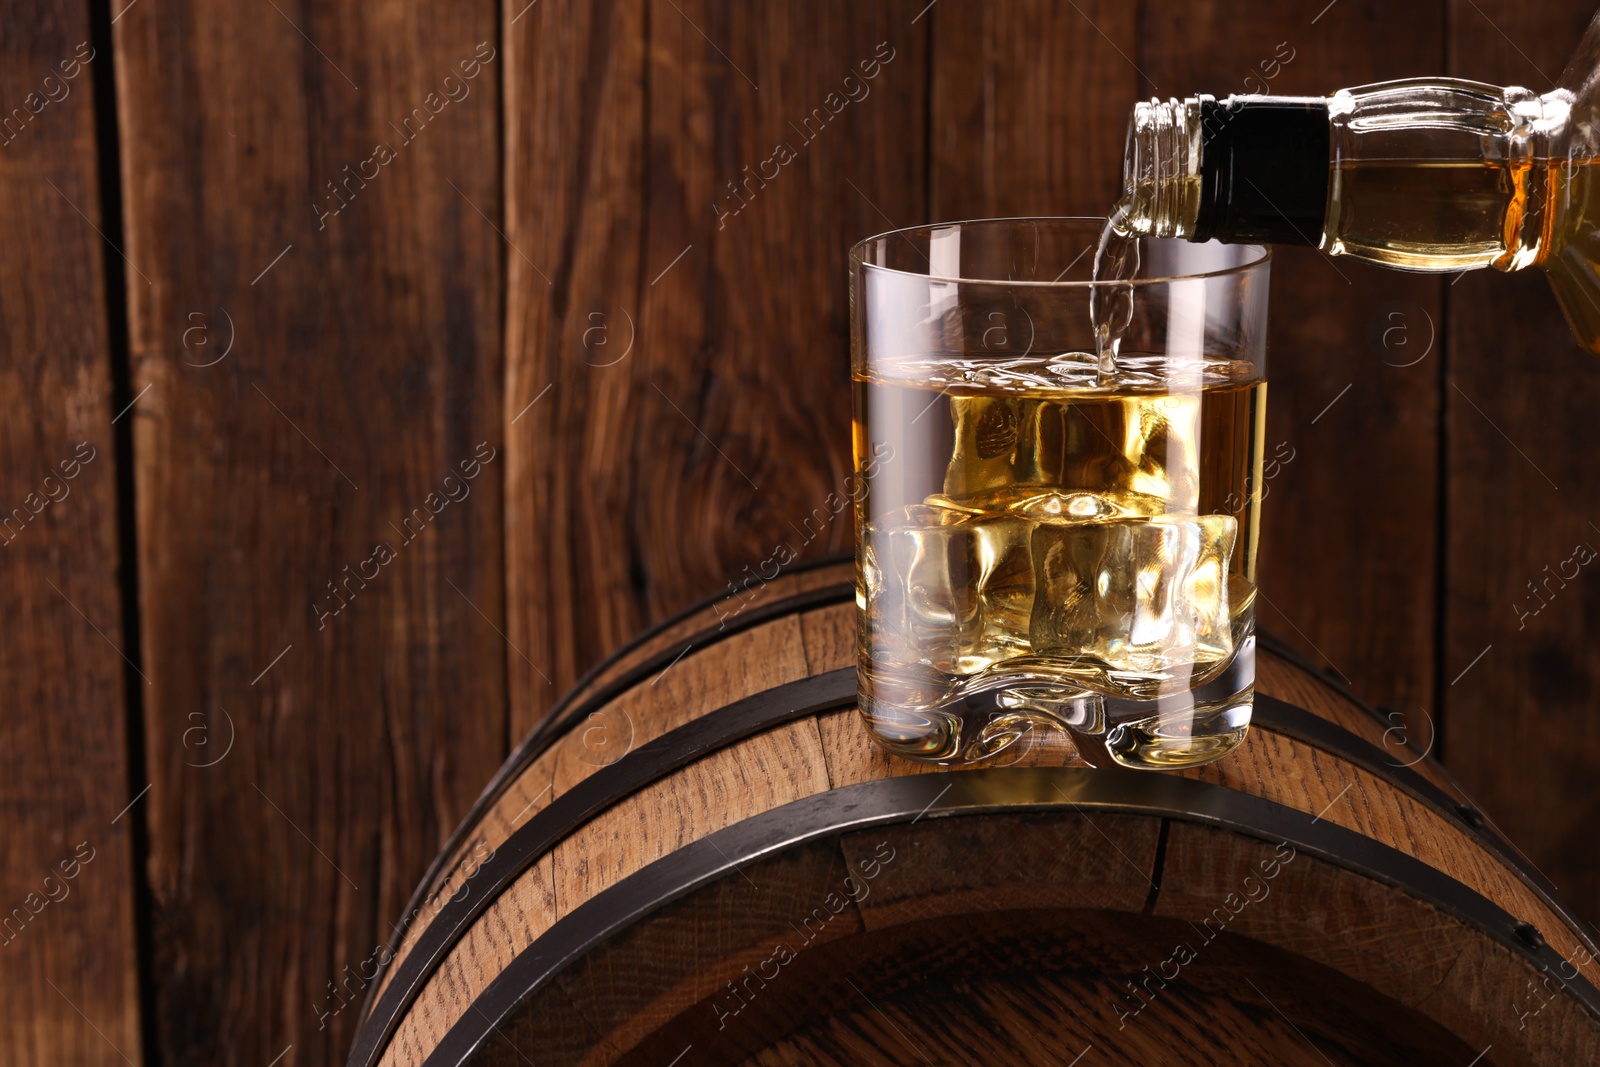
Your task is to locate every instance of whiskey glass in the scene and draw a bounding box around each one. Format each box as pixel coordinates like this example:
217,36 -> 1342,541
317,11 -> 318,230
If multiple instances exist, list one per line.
851,218 -> 1269,769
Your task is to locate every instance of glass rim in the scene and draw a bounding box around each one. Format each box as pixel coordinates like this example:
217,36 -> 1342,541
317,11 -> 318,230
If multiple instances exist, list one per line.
850,215 -> 1272,288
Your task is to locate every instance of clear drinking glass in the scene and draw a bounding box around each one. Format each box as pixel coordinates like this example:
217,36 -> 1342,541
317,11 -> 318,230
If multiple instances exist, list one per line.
851,218 -> 1269,769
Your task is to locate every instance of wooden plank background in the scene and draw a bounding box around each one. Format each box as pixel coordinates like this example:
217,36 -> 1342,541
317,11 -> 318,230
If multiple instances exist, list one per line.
0,4 -> 144,1066
0,0 -> 1595,1063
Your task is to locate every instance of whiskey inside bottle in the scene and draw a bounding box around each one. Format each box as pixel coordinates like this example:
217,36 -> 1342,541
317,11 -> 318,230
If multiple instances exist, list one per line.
854,353 -> 1264,766
1170,153 -> 1600,351
1324,159 -> 1523,269
1325,157 -> 1600,349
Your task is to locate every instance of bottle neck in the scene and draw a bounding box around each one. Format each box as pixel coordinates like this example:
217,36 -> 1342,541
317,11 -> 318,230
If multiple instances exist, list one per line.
1117,97 -> 1204,240
1119,95 -> 1330,245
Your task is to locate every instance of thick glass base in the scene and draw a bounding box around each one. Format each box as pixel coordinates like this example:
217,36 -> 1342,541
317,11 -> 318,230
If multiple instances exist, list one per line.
859,636 -> 1255,771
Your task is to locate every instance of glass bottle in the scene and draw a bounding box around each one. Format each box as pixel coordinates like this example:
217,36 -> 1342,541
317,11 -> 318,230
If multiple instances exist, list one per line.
1117,10 -> 1600,352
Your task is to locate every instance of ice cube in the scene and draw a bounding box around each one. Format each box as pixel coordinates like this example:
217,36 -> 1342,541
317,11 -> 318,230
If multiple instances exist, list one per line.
870,503 -> 1037,673
965,517 -> 1036,666
1029,515 -> 1238,677
1118,393 -> 1201,511
942,395 -> 1024,499
938,391 -> 1206,515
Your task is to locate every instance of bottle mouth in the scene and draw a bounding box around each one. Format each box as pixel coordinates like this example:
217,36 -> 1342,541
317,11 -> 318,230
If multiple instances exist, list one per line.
850,216 -> 1270,287
1117,97 -> 1205,240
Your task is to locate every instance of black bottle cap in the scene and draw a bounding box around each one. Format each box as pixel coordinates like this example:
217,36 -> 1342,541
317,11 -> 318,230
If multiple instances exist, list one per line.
1193,96 -> 1331,246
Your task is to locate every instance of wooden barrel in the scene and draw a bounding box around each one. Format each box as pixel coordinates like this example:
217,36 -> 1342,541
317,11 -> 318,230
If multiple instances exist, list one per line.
348,556 -> 1600,1067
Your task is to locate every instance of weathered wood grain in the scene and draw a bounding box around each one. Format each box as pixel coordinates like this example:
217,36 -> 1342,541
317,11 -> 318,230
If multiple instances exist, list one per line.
1445,0 -> 1600,939
379,727 -> 835,1067
1185,729 -> 1590,968
733,914 -> 1479,1067
376,561 -> 853,997
373,612 -> 815,1001
1256,650 -> 1468,802
929,0 -> 1138,219
378,854 -> 560,1067
1156,823 -> 1599,1064
553,849 -> 1521,1066
112,1 -> 507,1062
0,5 -> 144,1065
562,561 -> 853,711
502,0 -> 929,739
